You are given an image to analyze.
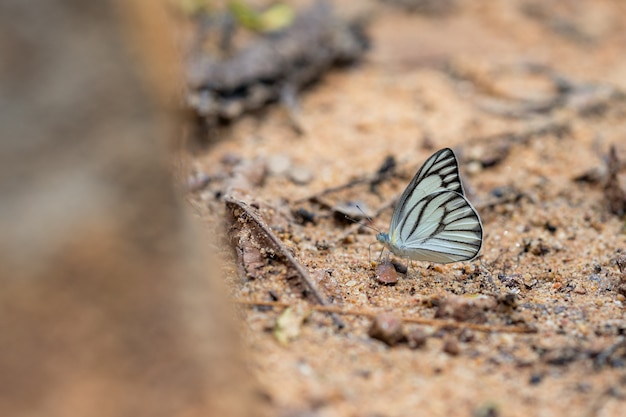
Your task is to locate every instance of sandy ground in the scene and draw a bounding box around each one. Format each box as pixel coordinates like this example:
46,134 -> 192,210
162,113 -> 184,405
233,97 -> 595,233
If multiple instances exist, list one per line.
184,1 -> 626,416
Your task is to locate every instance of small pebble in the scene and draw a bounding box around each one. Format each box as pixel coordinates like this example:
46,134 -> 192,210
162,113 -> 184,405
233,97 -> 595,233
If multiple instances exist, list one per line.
377,261 -> 398,285
368,313 -> 404,346
443,337 -> 460,356
466,160 -> 483,175
529,373 -> 543,385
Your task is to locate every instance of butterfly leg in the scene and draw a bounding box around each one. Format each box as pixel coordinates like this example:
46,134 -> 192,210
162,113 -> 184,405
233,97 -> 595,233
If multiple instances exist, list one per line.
377,245 -> 387,263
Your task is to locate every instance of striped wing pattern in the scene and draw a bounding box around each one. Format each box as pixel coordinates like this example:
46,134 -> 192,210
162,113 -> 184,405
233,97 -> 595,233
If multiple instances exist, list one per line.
390,148 -> 464,232
385,148 -> 483,264
395,191 -> 482,263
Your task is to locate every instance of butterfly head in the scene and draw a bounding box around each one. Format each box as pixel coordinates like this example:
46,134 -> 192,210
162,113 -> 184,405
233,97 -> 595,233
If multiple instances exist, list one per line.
376,232 -> 390,246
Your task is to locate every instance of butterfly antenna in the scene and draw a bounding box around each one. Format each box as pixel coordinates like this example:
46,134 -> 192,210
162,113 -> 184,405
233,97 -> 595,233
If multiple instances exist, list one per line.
356,205 -> 376,228
344,205 -> 381,234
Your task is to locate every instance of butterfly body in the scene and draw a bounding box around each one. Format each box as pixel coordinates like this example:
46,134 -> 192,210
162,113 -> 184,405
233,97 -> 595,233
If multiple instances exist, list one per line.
378,149 -> 483,264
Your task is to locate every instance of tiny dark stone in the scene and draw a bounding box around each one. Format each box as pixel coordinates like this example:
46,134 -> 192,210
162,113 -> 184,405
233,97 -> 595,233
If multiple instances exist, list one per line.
391,261 -> 408,274
529,373 -> 543,385
490,186 -> 507,198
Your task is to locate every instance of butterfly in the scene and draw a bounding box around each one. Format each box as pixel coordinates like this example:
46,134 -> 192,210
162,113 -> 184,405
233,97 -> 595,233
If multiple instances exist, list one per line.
376,148 -> 483,264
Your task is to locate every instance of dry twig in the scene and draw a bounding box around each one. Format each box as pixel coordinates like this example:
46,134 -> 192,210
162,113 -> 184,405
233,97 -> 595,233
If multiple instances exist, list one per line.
235,299 -> 537,334
225,196 -> 344,328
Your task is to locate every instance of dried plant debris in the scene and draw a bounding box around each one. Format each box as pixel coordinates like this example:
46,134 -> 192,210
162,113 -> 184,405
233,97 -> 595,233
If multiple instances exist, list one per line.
273,306 -> 309,345
292,207 -> 317,225
573,165 -> 607,185
380,0 -> 457,15
593,337 -> 626,370
614,253 -> 626,276
236,237 -> 266,280
239,299 -> 535,335
613,253 -> 626,298
369,155 -> 397,194
521,2 -> 594,45
448,61 -> 625,120
521,237 -> 551,257
461,121 -> 571,170
311,269 -> 342,303
604,146 -> 626,217
225,196 -> 344,327
296,154 -> 398,206
187,1 -> 369,125
446,61 -> 568,118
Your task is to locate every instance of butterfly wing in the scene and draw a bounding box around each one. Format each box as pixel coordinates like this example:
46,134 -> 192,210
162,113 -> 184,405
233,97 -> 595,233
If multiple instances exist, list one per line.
390,148 -> 464,232
394,190 -> 483,263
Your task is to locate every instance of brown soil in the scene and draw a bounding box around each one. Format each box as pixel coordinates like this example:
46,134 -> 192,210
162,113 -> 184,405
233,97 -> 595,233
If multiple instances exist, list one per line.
185,1 -> 626,416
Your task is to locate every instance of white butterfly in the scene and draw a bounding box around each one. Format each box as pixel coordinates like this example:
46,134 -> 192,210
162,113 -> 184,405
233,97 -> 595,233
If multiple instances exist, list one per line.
376,148 -> 483,264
